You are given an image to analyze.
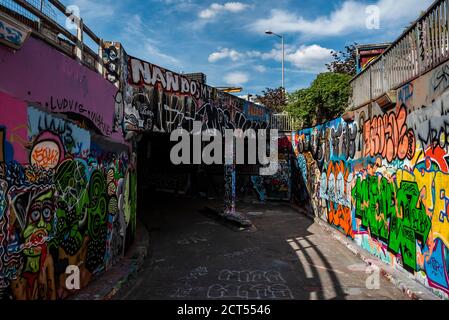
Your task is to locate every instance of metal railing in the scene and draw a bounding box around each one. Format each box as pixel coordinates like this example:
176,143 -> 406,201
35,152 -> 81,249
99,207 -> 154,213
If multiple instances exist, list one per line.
350,0 -> 449,109
0,0 -> 103,74
271,113 -> 299,132
0,0 -> 55,21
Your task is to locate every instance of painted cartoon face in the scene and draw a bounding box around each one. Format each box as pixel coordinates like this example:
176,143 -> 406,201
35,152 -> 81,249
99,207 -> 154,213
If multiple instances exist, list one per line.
22,190 -> 54,257
102,47 -> 118,65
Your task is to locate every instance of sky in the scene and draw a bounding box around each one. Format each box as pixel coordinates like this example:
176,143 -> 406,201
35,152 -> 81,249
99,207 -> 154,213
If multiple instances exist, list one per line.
60,0 -> 435,96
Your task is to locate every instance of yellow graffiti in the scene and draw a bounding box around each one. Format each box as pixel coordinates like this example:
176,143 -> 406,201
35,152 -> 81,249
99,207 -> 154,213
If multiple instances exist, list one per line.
397,168 -> 449,248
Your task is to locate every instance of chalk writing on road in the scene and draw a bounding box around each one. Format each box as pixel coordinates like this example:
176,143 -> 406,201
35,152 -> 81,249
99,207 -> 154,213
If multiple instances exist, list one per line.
207,270 -> 293,300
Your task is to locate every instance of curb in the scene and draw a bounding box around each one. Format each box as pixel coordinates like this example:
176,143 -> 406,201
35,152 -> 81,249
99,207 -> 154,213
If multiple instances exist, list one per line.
312,216 -> 439,300
69,219 -> 151,300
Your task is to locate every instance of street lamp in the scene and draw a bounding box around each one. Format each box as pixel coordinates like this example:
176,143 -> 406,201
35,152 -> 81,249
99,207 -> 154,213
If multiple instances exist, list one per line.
265,30 -> 285,92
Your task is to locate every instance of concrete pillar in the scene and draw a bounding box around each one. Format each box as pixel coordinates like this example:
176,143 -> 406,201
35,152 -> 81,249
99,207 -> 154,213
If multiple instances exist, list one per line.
224,124 -> 236,215
224,163 -> 236,214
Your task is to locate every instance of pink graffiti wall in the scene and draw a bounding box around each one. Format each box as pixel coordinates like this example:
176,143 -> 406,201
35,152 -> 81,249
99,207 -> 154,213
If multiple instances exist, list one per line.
0,35 -> 136,300
0,37 -> 124,143
0,91 -> 27,163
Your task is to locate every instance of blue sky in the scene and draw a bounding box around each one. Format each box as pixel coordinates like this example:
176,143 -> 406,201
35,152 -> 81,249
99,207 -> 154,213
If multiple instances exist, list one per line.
61,0 -> 434,96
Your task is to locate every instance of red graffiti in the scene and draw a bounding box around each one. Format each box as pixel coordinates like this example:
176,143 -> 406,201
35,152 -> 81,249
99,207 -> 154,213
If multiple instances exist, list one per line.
425,145 -> 449,173
363,105 -> 416,162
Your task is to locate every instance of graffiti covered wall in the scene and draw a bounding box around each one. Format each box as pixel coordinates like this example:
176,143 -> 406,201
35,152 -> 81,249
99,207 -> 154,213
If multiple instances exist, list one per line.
251,135 -> 292,202
0,37 -> 126,140
0,37 -> 136,300
120,55 -> 270,134
114,53 -> 271,214
292,60 -> 449,299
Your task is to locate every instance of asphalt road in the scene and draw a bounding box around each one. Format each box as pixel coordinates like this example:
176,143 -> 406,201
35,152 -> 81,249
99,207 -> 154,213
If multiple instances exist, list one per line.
115,195 -> 409,300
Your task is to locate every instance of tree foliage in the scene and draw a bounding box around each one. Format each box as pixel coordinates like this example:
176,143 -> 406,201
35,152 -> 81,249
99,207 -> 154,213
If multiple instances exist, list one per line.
286,72 -> 352,127
255,87 -> 287,113
326,43 -> 358,76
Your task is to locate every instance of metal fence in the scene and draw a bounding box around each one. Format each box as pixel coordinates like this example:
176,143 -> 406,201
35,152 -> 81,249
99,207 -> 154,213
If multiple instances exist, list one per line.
0,0 -> 102,74
0,0 -> 56,21
271,113 -> 299,132
350,0 -> 449,109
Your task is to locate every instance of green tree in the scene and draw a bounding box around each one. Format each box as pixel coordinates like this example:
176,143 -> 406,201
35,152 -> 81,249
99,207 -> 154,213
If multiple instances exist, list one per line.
255,87 -> 287,113
326,43 -> 358,76
286,72 -> 352,127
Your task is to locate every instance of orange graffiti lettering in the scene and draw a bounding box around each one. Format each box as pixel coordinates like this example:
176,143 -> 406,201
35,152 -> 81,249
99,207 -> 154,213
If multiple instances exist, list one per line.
31,146 -> 59,169
363,105 -> 416,162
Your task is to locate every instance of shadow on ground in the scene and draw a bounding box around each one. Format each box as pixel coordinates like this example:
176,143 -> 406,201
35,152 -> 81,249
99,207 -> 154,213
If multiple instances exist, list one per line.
115,192 -> 408,300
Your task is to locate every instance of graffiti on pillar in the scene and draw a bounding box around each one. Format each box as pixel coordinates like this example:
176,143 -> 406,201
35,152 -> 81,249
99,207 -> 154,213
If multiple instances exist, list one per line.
224,164 -> 236,214
0,128 -> 4,163
102,42 -> 123,87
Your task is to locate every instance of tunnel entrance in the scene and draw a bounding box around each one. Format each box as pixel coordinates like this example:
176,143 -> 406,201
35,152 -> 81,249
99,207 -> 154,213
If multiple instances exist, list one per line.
135,132 -> 264,231
136,133 -> 226,230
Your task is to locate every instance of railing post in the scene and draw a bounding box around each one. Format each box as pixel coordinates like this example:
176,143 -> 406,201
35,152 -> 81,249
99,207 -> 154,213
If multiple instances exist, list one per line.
37,0 -> 44,32
417,21 -> 422,75
97,38 -> 104,76
75,17 -> 84,62
381,56 -> 386,96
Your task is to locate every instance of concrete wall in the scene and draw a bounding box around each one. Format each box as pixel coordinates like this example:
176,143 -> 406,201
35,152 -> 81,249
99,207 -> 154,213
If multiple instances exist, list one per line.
0,37 -> 136,299
292,60 -> 449,299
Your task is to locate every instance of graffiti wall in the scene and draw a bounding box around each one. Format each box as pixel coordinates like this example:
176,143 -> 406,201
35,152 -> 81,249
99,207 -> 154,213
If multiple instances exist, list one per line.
120,55 -> 270,134
114,52 -> 271,214
0,36 -> 136,299
251,135 -> 292,202
0,37 -> 125,140
0,94 -> 136,300
292,60 -> 449,299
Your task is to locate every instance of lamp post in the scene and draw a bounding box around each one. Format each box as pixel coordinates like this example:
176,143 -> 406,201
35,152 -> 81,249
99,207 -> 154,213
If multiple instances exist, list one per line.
265,30 -> 285,92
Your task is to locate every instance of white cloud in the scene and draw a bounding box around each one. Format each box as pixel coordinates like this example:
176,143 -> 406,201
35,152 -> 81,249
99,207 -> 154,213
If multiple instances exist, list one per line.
286,45 -> 333,73
256,44 -> 333,73
254,65 -> 267,73
69,0 -> 117,20
249,0 -> 434,37
207,44 -> 332,73
224,72 -> 249,85
199,2 -> 249,19
208,48 -> 243,62
246,50 -> 262,58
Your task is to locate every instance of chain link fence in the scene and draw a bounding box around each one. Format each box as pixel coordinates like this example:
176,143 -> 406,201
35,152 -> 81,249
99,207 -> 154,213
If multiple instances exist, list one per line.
0,0 -> 56,22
